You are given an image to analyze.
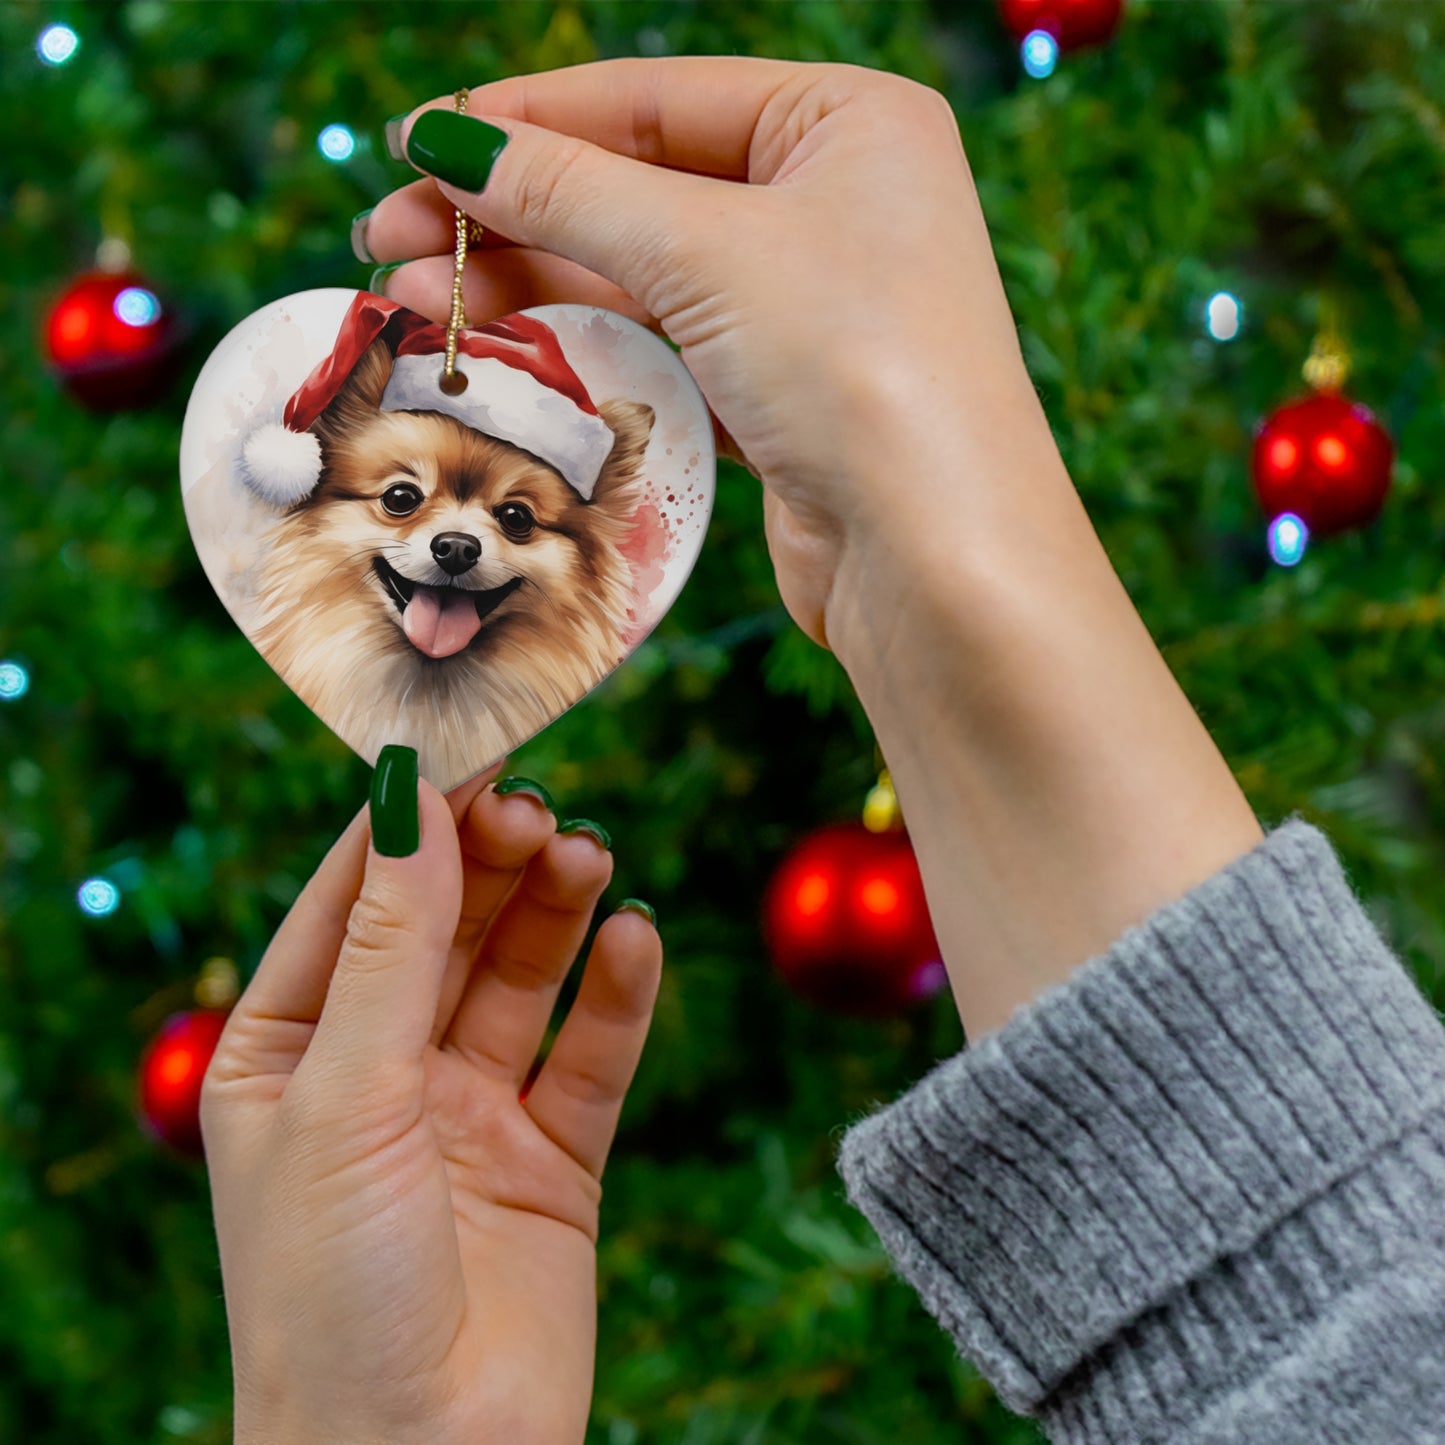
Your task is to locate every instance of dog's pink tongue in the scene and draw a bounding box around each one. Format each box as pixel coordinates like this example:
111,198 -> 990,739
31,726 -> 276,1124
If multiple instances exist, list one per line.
403,586 -> 483,659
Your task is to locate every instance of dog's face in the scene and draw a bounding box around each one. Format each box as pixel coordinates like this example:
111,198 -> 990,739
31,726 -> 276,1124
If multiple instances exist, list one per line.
284,338 -> 651,662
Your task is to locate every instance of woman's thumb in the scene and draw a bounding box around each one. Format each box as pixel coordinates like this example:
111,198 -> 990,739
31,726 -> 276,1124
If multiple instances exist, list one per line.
396,107 -> 726,315
303,748 -> 463,1086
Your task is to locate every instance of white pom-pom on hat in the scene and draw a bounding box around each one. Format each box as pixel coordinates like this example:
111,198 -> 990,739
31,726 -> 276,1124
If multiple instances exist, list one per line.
238,422 -> 323,507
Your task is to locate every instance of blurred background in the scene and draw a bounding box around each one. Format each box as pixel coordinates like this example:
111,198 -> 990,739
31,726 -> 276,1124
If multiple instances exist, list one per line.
3,1 -> 1445,1441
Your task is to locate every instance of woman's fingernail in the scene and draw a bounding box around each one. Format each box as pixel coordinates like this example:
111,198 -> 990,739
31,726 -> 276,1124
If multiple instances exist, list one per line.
617,898 -> 656,926
371,745 -> 420,857
368,261 -> 404,298
384,113 -> 409,162
494,775 -> 555,812
350,208 -> 375,264
558,818 -> 612,850
404,110 -> 509,192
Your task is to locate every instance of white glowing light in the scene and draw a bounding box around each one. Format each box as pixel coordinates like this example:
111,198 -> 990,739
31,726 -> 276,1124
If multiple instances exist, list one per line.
114,287 -> 161,328
318,124 -> 356,162
0,661 -> 29,700
1267,512 -> 1309,567
1206,291 -> 1243,342
37,24 -> 79,66
78,878 -> 121,918
1022,30 -> 1059,79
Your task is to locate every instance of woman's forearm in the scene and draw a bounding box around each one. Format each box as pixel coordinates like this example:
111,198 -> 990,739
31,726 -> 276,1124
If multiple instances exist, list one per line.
826,385 -> 1263,1040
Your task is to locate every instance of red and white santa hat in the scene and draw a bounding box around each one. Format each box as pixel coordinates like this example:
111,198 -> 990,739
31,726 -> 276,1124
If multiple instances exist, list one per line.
240,293 -> 616,506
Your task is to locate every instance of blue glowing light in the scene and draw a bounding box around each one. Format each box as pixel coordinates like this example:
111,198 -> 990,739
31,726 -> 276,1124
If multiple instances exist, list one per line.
318,124 -> 357,162
1267,512 -> 1309,567
1205,291 -> 1243,342
114,286 -> 161,328
1022,29 -> 1059,79
37,24 -> 79,66
78,877 -> 121,918
0,660 -> 29,701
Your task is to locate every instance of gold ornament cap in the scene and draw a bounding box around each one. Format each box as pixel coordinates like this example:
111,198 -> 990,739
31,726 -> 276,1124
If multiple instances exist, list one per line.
1303,298 -> 1350,392
1302,332 -> 1350,393
863,768 -> 902,833
195,956 -> 240,1010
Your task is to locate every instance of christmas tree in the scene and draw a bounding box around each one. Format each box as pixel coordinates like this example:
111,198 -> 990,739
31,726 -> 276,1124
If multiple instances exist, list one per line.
4,3 -> 1444,1441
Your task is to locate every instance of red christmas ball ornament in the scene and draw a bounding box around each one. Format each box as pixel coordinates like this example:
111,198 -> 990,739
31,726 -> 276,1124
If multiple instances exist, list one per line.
1251,392 -> 1394,537
998,0 -> 1125,50
764,822 -> 945,1017
45,269 -> 182,410
137,1009 -> 229,1157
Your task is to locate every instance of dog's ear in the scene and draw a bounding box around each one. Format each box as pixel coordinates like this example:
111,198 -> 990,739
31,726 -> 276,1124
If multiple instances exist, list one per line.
311,338 -> 394,449
593,400 -> 655,499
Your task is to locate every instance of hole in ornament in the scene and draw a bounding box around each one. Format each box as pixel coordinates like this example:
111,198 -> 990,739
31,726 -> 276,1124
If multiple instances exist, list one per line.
438,368 -> 469,397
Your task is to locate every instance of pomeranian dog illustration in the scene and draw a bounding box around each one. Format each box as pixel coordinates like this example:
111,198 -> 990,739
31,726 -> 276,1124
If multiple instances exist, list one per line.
238,297 -> 653,788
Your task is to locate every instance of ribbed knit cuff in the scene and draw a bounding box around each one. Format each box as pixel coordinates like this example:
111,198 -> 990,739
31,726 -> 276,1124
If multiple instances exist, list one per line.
837,819 -> 1445,1437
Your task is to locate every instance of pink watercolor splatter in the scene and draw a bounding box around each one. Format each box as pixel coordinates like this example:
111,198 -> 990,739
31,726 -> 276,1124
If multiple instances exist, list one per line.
620,503 -> 672,647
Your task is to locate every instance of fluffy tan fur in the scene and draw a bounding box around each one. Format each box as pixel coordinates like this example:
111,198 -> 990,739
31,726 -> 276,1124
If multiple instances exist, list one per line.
251,339 -> 652,788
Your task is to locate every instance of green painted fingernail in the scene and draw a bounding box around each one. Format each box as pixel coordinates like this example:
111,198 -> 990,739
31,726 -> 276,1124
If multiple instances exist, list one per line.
494,775 -> 555,812
371,745 -> 419,857
558,818 -> 612,850
405,110 -> 509,192
384,113 -> 409,161
617,898 -> 656,926
368,261 -> 404,297
350,208 -> 375,264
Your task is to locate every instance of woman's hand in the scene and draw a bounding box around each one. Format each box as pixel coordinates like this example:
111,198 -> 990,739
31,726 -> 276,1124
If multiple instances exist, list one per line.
362,59 -> 1262,1040
201,764 -> 661,1445
361,57 -> 1050,653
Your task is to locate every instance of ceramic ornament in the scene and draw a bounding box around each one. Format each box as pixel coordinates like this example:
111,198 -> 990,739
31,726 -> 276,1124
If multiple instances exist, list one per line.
180,288 -> 714,790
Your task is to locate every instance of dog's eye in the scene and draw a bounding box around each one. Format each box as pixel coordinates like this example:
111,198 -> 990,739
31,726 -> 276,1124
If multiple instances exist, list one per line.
381,483 -> 423,517
495,503 -> 536,539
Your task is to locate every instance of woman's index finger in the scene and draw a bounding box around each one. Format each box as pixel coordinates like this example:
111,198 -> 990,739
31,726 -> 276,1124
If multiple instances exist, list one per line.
457,55 -> 808,181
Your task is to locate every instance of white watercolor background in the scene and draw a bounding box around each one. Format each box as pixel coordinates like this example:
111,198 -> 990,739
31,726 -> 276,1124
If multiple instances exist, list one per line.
179,288 -> 715,641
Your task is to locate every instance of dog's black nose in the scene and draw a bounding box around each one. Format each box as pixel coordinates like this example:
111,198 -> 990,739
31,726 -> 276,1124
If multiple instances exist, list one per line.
431,531 -> 481,577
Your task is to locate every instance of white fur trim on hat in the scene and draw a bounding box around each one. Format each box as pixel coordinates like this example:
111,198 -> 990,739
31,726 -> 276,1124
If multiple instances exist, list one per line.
381,353 -> 615,501
239,422 -> 324,506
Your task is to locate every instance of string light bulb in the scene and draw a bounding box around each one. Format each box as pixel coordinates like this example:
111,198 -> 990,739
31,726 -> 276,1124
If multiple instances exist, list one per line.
317,124 -> 356,162
0,660 -> 29,701
1205,291 -> 1242,342
1021,30 -> 1059,78
37,24 -> 79,66
77,878 -> 121,917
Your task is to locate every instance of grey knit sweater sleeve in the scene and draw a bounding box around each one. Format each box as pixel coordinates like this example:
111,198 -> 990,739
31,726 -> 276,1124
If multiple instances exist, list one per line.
836,819 -> 1445,1443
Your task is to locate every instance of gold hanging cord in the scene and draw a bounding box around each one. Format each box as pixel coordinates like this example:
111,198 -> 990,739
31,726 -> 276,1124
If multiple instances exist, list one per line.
441,88 -> 477,396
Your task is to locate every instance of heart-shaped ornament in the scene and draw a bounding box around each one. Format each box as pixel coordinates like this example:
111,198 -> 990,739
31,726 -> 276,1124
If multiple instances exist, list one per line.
180,289 -> 714,790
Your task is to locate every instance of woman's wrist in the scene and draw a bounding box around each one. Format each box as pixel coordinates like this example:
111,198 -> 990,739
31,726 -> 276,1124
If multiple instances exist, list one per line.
826,413 -> 1262,1040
